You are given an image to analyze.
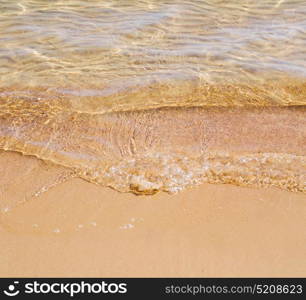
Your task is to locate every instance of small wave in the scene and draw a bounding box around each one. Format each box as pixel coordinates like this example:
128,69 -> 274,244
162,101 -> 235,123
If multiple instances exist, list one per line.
0,103 -> 304,194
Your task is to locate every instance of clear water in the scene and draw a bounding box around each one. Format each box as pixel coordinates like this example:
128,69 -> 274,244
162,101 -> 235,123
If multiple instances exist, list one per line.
0,0 -> 305,193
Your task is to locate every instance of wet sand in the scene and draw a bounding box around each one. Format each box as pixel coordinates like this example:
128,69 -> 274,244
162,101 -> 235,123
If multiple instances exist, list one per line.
1,0 -> 306,279
1,106 -> 305,193
0,152 -> 306,277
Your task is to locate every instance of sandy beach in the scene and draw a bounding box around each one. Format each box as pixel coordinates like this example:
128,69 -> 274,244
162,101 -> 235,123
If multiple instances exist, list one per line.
0,151 -> 305,277
1,106 -> 305,194
1,0 -> 306,280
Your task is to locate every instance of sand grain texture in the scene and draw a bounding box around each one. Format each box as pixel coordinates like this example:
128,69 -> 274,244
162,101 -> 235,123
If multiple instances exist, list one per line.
0,152 -> 306,277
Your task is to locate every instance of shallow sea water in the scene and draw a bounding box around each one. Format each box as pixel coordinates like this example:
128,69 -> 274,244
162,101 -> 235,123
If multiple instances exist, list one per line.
0,0 -> 305,194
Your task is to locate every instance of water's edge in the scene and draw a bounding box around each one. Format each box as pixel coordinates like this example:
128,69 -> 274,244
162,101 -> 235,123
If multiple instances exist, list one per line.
1,105 -> 305,194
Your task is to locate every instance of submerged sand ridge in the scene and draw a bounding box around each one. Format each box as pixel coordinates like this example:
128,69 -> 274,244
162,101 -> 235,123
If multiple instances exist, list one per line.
1,76 -> 306,114
0,94 -> 305,194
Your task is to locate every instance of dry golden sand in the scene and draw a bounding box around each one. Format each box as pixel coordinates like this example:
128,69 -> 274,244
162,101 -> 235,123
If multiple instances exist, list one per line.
0,152 -> 306,277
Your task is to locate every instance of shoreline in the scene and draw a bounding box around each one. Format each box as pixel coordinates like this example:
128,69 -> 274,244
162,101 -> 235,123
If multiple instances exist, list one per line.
0,106 -> 305,193
0,152 -> 306,277
1,0 -> 306,279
